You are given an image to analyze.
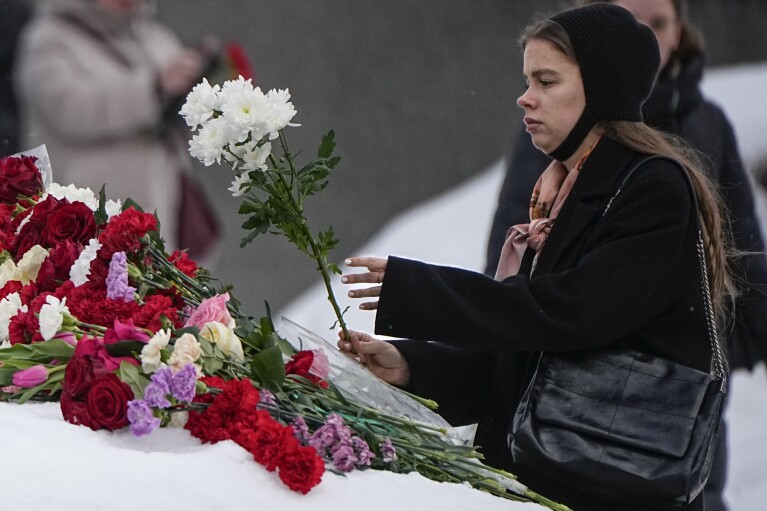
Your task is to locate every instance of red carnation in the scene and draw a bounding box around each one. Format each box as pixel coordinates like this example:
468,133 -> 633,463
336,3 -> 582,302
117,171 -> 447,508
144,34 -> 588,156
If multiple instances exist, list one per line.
169,250 -> 198,277
239,411 -> 297,471
98,207 -> 157,259
0,156 -> 43,203
277,443 -> 325,494
132,294 -> 181,331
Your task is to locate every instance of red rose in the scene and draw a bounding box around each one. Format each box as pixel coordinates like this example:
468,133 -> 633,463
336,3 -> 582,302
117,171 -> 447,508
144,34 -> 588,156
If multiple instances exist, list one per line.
62,354 -> 95,398
12,228 -> 42,261
285,351 -> 328,388
277,443 -> 325,494
0,156 -> 43,203
60,391 -> 93,428
86,373 -> 133,431
42,201 -> 96,246
35,240 -> 81,292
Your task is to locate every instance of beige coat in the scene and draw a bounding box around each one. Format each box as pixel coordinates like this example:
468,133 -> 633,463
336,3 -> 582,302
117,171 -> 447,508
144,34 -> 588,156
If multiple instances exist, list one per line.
15,0 -> 190,248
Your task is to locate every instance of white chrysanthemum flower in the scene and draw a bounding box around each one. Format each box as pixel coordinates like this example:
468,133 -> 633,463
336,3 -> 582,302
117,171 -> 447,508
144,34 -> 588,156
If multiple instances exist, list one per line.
69,238 -> 101,286
39,296 -> 70,341
180,78 -> 221,129
140,329 -> 172,374
189,116 -> 232,166
241,141 -> 272,173
220,84 -> 271,143
263,88 -> 298,138
228,172 -> 252,197
105,199 -> 122,219
0,293 -> 27,341
199,321 -> 244,362
16,245 -> 49,284
44,183 -> 98,210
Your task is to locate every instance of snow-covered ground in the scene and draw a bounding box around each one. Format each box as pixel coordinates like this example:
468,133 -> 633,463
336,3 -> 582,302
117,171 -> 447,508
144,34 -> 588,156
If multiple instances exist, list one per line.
3,64 -> 766,511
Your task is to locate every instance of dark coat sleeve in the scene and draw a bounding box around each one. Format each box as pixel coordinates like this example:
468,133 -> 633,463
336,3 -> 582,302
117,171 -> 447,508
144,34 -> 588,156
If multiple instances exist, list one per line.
710,108 -> 767,368
377,161 -> 692,351
484,127 -> 550,276
390,340 -> 495,426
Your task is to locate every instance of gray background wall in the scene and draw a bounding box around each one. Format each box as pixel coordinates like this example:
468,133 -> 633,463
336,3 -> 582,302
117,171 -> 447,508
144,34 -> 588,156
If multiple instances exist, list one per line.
155,1 -> 767,317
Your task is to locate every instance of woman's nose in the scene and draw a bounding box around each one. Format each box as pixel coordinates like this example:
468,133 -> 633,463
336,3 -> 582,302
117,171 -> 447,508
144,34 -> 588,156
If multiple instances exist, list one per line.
517,88 -> 534,110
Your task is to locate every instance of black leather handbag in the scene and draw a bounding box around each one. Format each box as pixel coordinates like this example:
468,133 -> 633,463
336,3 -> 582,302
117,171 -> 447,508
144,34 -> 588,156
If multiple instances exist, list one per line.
510,156 -> 728,506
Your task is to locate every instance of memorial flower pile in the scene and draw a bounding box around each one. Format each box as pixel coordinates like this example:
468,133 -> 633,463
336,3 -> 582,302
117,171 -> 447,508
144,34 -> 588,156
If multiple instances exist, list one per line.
0,83 -> 570,509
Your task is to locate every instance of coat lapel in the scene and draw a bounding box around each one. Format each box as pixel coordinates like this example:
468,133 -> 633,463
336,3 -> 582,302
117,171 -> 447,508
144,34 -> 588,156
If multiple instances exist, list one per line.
533,138 -> 639,274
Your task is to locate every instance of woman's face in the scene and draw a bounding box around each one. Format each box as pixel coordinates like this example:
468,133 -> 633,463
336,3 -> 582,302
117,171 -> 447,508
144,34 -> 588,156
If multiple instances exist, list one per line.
517,39 -> 586,154
613,0 -> 682,70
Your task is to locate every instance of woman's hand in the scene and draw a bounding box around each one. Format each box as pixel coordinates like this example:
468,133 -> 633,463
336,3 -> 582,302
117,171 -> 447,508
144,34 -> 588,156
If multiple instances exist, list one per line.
337,329 -> 410,387
341,256 -> 387,310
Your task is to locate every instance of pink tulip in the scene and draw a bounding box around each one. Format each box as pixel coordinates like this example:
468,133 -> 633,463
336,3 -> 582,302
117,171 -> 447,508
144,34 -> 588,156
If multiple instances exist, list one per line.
12,365 -> 48,388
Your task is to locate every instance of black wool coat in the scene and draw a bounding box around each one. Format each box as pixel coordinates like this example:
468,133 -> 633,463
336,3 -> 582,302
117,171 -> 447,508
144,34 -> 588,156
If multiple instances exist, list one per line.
377,137 -> 709,511
485,52 -> 767,371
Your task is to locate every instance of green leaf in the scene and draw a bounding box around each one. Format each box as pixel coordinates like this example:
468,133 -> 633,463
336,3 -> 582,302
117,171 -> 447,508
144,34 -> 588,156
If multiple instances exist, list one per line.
94,185 -> 108,226
317,130 -> 336,159
250,346 -> 285,392
0,339 -> 74,363
121,197 -> 145,212
117,362 -> 150,400
201,356 -> 224,374
104,340 -> 146,358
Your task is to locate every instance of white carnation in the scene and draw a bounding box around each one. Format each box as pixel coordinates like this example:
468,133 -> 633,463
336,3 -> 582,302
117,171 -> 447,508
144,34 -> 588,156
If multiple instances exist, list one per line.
0,259 -> 20,289
105,199 -> 122,218
0,293 -> 27,341
168,333 -> 203,373
39,296 -> 70,341
44,183 -> 98,210
141,329 -> 172,374
180,78 -> 221,129
69,238 -> 101,286
16,245 -> 49,284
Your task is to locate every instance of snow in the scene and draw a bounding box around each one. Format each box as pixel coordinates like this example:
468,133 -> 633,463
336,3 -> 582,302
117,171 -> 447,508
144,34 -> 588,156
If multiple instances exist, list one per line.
4,63 -> 767,511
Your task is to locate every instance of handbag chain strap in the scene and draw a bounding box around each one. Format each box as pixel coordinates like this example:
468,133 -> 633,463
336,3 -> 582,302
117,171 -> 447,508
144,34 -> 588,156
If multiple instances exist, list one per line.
603,156 -> 727,380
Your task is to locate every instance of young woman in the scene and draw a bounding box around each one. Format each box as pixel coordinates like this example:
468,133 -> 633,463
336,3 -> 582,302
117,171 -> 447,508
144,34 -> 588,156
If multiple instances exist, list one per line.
485,2 -> 767,509
338,4 -> 734,510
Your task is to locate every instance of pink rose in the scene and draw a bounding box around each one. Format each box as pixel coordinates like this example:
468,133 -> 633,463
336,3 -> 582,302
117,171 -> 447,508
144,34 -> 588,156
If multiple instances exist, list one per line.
185,293 -> 235,330
12,365 -> 48,388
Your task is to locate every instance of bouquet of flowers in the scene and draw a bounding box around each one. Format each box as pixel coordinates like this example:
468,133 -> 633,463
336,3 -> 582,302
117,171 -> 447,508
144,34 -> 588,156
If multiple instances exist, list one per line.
0,81 -> 570,509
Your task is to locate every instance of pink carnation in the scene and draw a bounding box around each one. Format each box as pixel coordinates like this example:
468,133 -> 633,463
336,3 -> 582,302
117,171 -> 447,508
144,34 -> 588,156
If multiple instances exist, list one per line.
184,293 -> 235,330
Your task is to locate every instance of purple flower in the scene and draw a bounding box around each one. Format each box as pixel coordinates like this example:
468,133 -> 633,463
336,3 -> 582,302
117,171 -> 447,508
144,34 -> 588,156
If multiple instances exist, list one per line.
331,444 -> 358,473
259,389 -> 277,407
152,367 -> 173,388
381,437 -> 397,463
106,252 -> 136,302
170,363 -> 197,402
351,436 -> 374,466
308,423 -> 336,453
127,400 -> 160,436
143,380 -> 171,409
291,416 -> 310,443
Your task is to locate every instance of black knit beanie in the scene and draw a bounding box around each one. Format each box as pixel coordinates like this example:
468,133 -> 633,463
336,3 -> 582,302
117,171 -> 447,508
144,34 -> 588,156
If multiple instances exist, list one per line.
546,3 -> 660,161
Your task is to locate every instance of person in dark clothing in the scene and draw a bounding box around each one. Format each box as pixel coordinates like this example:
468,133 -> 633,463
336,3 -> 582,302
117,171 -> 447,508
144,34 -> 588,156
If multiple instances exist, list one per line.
484,2 -> 767,509
0,0 -> 32,157
338,4 -> 736,510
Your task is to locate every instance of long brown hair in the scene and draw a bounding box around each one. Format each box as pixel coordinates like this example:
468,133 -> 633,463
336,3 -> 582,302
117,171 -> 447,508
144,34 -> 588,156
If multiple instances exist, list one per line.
520,18 -> 736,329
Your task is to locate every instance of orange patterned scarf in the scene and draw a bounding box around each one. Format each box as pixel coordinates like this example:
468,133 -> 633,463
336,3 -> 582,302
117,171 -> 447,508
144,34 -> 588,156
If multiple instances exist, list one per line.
495,136 -> 601,280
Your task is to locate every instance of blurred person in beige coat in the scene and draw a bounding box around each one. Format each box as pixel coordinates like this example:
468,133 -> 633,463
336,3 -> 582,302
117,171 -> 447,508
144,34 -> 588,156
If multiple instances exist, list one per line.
14,0 -> 206,251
